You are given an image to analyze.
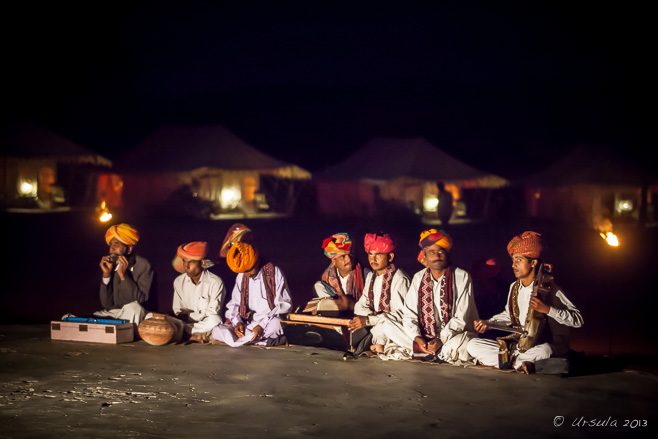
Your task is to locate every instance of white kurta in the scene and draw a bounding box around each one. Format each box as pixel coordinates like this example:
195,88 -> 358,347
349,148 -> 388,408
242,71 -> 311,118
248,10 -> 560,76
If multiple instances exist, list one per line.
211,265 -> 292,347
379,267 -> 478,363
353,268 -> 410,345
172,270 -> 226,334
314,273 -> 350,298
467,281 -> 584,369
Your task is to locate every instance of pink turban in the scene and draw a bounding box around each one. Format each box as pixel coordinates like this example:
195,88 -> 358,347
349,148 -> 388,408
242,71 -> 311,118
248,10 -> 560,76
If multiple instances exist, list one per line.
507,231 -> 543,258
172,242 -> 214,273
105,223 -> 139,246
364,233 -> 395,254
322,233 -> 352,258
419,229 -> 452,251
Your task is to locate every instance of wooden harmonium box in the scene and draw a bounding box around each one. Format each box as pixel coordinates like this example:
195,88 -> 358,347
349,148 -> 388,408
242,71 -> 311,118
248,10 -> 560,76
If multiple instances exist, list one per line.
50,317 -> 134,344
282,313 -> 367,353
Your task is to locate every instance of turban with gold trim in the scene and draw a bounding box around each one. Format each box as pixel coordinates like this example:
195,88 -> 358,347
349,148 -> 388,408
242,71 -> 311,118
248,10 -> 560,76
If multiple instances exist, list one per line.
226,242 -> 258,273
364,233 -> 395,254
322,233 -> 352,259
105,223 -> 139,246
418,229 -> 452,251
219,223 -> 252,258
172,241 -> 214,273
507,231 -> 543,258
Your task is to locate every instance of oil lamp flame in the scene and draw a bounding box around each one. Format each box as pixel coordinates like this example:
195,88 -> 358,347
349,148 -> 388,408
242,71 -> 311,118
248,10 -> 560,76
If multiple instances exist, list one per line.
600,232 -> 619,247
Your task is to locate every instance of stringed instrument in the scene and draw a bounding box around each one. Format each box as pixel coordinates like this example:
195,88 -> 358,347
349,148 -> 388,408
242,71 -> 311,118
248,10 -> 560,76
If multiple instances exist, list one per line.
518,263 -> 553,352
493,263 -> 554,368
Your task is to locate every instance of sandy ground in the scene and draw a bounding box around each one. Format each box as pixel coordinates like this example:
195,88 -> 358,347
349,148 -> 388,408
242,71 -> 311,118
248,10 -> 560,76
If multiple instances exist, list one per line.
1,325 -> 657,439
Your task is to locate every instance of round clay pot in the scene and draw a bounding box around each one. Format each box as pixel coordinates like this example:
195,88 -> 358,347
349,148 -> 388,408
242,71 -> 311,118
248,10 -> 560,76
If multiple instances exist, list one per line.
138,313 -> 176,346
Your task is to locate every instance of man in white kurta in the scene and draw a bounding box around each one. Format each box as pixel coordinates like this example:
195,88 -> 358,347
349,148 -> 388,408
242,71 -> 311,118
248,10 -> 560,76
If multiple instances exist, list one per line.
348,233 -> 409,353
172,259 -> 225,339
211,228 -> 292,347
467,231 -> 584,373
380,229 -> 478,363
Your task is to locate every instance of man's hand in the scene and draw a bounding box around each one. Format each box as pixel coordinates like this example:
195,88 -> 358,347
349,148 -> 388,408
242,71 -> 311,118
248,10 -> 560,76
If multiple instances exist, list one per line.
116,256 -> 129,280
250,325 -> 264,342
234,322 -> 246,338
100,256 -> 113,278
473,319 -> 489,334
347,316 -> 367,332
529,297 -> 550,314
334,294 -> 354,311
427,338 -> 443,355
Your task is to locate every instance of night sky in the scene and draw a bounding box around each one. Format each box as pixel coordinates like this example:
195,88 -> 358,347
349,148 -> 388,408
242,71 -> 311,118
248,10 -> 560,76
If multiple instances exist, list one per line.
3,2 -> 652,177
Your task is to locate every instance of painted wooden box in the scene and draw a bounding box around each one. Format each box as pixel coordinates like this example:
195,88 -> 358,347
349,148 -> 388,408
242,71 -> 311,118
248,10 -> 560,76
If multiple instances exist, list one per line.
50,320 -> 134,344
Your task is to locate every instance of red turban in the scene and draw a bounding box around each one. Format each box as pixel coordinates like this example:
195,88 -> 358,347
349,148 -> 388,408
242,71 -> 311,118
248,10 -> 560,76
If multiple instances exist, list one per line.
364,233 -> 395,254
226,242 -> 258,273
105,223 -> 139,246
219,223 -> 252,258
507,231 -> 543,258
322,233 -> 352,258
419,229 -> 452,251
172,242 -> 214,273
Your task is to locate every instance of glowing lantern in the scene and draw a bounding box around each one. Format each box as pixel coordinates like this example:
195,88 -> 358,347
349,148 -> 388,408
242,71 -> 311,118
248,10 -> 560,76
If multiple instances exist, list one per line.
98,200 -> 113,223
600,232 -> 619,247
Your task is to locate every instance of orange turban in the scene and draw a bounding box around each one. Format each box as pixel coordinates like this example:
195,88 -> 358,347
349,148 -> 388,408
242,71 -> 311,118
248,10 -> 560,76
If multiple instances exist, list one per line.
419,229 -> 452,251
172,242 -> 214,273
105,223 -> 139,246
219,223 -> 252,258
322,233 -> 352,258
364,233 -> 395,254
507,231 -> 543,258
226,242 -> 258,273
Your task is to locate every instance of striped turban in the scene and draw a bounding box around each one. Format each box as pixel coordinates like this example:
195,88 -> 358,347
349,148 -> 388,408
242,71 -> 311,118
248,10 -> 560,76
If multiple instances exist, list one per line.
419,229 -> 452,251
322,233 -> 352,258
105,223 -> 139,246
219,223 -> 252,258
226,242 -> 258,273
172,241 -> 214,273
507,231 -> 543,258
364,233 -> 395,254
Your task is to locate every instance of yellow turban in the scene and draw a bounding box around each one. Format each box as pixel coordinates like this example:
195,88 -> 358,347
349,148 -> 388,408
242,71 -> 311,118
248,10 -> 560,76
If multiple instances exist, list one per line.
105,223 -> 139,246
419,229 -> 452,252
226,242 -> 258,273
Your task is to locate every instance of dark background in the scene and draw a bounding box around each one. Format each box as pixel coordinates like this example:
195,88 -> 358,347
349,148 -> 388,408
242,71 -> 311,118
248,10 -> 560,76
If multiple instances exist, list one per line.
2,2 -> 653,177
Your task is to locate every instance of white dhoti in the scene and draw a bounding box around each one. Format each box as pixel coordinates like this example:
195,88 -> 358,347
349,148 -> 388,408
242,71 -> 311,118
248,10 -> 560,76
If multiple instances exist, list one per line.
211,317 -> 284,347
467,338 -> 553,369
94,301 -> 146,324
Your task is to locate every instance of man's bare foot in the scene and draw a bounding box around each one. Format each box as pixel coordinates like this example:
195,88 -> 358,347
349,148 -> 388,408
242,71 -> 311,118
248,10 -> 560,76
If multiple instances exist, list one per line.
189,332 -> 211,344
370,344 -> 384,354
518,361 -> 536,374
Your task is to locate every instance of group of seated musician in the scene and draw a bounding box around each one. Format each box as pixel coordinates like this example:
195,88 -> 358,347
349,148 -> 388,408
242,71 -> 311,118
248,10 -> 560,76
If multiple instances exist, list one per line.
92,222 -> 583,374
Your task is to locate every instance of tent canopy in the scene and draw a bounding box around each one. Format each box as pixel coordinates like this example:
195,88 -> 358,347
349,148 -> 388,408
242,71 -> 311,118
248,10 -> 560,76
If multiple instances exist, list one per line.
317,137 -> 506,187
116,124 -> 310,178
517,144 -> 657,187
0,121 -> 111,166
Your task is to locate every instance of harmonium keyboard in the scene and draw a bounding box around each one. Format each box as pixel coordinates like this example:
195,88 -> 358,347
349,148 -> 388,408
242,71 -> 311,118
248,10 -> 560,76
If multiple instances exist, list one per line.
282,313 -> 367,353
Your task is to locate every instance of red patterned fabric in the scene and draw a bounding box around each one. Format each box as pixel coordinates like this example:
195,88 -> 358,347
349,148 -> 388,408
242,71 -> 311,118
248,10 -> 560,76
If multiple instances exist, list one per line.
366,264 -> 396,313
507,231 -> 543,258
417,267 -> 453,340
239,262 -> 276,320
321,263 -> 365,300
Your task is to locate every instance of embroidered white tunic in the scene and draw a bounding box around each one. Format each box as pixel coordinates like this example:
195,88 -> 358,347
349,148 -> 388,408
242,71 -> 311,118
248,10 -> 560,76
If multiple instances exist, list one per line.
212,265 -> 292,347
